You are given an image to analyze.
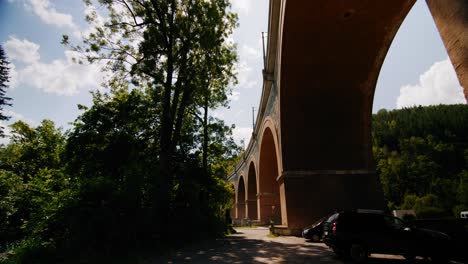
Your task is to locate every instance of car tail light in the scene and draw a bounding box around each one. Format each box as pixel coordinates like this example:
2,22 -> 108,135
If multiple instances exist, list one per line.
332,222 -> 337,235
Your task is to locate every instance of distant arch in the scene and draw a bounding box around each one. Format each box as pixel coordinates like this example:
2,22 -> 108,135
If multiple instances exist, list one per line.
258,126 -> 282,224
236,176 -> 246,219
247,161 -> 258,220
258,117 -> 282,174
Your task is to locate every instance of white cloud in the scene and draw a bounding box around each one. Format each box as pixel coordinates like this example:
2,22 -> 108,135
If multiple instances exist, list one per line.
7,63 -> 19,89
73,4 -> 105,39
231,0 -> 251,14
27,0 -> 76,30
4,37 -> 106,96
228,91 -> 240,101
4,36 -> 40,64
397,58 -> 466,108
4,110 -> 35,125
241,44 -> 262,60
236,61 -> 258,89
232,126 -> 252,146
18,50 -> 105,96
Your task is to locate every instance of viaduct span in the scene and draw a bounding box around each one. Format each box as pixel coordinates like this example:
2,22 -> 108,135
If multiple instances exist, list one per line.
227,0 -> 468,235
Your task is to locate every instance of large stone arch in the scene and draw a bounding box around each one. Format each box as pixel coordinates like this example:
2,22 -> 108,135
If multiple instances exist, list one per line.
276,0 -> 467,173
246,161 -> 258,220
259,117 -> 282,173
278,0 -> 417,172
258,121 -> 283,225
270,0 -> 467,233
236,176 -> 246,220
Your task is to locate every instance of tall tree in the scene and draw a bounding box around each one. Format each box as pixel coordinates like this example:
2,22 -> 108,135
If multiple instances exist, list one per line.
0,45 -> 12,138
65,0 -> 237,235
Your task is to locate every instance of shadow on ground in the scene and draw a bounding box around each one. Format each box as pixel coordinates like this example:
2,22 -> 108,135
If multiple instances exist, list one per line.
149,229 -> 439,264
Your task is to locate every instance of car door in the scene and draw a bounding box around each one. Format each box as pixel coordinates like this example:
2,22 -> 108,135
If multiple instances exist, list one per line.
362,214 -> 394,253
381,215 -> 415,255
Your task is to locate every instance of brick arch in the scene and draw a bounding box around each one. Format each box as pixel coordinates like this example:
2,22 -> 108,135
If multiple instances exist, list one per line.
246,161 -> 258,220
277,0 -> 467,173
258,117 -> 282,174
236,175 -> 246,219
258,123 -> 283,225
278,0 -> 418,172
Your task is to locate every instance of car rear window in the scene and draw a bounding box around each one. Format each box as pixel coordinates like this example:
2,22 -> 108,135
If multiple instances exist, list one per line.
326,213 -> 339,223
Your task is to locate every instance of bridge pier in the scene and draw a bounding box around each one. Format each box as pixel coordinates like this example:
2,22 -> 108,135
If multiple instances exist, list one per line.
246,199 -> 258,220
258,192 -> 282,225
277,170 -> 384,236
236,202 -> 245,219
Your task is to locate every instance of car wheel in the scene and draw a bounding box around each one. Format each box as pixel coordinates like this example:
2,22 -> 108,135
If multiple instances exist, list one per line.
312,234 -> 320,242
403,254 -> 415,262
332,248 -> 347,259
431,254 -> 449,263
350,243 -> 368,263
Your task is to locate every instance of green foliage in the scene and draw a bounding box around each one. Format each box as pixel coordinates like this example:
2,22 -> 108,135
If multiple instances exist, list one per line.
1,1 -> 241,262
455,170 -> 468,214
373,105 -> 468,218
0,171 -> 24,249
0,121 -> 71,262
63,0 -> 239,241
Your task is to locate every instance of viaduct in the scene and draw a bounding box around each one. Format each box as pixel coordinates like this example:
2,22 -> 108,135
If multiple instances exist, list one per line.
227,0 -> 468,235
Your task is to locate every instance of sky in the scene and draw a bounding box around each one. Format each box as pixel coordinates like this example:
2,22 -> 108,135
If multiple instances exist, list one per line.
0,0 -> 466,145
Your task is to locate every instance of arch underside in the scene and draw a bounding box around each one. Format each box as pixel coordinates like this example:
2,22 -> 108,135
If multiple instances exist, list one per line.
247,162 -> 258,220
237,176 -> 246,219
280,0 -> 416,171
259,127 -> 282,224
275,0 -> 421,231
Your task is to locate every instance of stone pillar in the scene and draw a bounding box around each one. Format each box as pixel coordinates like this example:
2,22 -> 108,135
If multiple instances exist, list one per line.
279,170 -> 385,236
258,192 -> 281,225
246,199 -> 258,220
426,0 -> 468,100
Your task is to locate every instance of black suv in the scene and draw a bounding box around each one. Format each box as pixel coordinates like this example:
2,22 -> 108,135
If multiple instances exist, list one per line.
323,210 -> 450,263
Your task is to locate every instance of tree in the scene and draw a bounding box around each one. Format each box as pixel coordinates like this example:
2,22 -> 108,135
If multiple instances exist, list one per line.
0,120 -> 69,252
65,0 -> 238,234
373,105 -> 468,216
0,45 -> 12,138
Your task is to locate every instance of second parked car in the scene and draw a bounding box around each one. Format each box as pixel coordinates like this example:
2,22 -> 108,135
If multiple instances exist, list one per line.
322,209 -> 451,263
302,217 -> 326,242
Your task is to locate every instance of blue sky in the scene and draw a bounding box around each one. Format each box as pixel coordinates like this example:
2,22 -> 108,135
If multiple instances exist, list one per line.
0,0 -> 466,145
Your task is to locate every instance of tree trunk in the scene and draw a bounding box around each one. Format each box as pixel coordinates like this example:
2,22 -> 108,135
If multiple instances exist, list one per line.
202,92 -> 209,177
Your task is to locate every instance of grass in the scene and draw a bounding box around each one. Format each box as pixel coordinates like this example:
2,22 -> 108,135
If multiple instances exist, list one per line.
266,233 -> 279,238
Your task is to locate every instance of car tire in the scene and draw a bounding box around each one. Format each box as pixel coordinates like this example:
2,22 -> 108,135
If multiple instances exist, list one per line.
403,254 -> 415,262
431,254 -> 449,263
350,243 -> 368,263
332,248 -> 347,259
311,234 -> 320,242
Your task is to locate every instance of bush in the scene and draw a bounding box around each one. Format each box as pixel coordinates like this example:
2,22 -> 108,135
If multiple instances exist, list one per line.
416,206 -> 449,219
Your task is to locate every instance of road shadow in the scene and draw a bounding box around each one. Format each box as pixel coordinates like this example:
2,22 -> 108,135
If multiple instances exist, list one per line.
148,231 -> 445,264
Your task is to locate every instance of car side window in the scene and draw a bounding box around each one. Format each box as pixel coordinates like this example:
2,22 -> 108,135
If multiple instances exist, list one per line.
383,216 -> 405,230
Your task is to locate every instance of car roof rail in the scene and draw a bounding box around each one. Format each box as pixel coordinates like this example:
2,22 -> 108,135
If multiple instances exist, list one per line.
356,209 -> 386,214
